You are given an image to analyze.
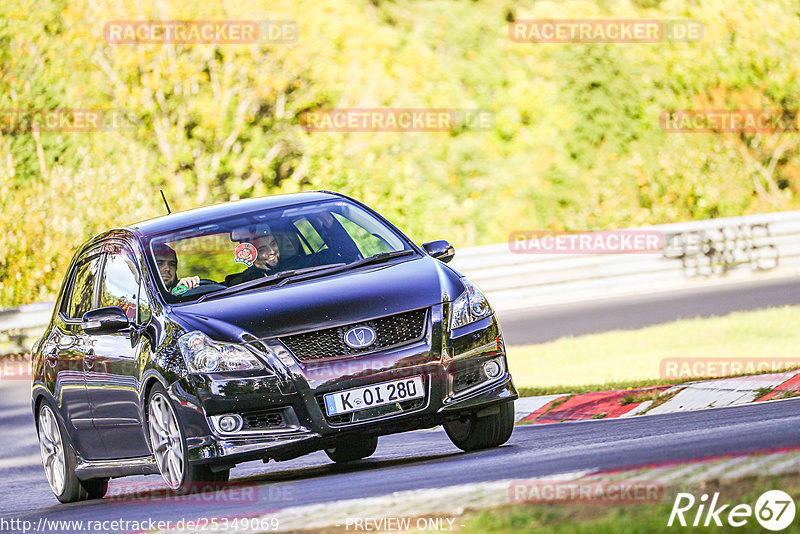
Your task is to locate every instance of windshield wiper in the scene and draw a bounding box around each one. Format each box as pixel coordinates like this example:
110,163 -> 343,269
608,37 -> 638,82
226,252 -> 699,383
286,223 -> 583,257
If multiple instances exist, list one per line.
195,264 -> 343,303
343,249 -> 415,270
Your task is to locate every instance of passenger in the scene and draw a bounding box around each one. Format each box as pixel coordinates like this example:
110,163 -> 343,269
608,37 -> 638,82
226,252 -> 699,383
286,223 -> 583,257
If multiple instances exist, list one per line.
226,226 -> 284,286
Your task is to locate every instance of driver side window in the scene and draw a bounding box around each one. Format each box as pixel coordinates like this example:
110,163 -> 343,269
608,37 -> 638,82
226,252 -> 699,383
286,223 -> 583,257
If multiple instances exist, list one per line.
63,252 -> 102,320
98,248 -> 140,322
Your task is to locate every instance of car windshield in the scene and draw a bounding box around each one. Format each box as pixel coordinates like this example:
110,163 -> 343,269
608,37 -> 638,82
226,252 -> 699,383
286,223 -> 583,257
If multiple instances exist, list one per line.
147,199 -> 414,303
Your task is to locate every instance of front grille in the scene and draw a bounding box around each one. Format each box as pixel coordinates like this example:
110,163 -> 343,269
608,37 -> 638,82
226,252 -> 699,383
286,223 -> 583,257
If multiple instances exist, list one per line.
242,409 -> 286,430
452,366 -> 487,394
279,308 -> 427,362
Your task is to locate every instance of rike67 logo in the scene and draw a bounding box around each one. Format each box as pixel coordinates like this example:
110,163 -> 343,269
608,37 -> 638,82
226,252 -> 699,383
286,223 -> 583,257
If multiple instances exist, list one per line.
668,490 -> 796,531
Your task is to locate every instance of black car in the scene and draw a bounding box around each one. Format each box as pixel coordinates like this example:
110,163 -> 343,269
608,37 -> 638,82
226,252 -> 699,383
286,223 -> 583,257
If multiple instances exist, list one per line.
31,191 -> 517,502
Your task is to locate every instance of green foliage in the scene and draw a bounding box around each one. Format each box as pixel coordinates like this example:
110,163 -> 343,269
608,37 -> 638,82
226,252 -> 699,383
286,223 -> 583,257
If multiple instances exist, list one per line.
3,0 -> 800,306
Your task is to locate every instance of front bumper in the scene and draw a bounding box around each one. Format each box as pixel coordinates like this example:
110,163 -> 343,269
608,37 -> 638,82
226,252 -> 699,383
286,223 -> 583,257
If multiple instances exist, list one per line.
185,376 -> 516,467
169,305 -> 518,466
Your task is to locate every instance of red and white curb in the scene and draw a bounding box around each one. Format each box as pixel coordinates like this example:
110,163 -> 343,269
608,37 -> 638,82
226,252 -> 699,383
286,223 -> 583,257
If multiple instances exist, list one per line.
515,370 -> 800,424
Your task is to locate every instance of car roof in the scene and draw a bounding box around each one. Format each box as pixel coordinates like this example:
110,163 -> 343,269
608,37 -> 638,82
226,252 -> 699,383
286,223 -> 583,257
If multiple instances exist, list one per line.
126,191 -> 342,237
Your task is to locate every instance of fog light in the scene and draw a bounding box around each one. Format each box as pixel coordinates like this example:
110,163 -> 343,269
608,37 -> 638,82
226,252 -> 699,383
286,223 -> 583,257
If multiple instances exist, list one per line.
218,415 -> 242,433
483,359 -> 502,379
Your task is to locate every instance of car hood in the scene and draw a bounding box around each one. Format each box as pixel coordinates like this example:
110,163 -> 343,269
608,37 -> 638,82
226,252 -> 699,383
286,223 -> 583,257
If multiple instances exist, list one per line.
170,257 -> 464,342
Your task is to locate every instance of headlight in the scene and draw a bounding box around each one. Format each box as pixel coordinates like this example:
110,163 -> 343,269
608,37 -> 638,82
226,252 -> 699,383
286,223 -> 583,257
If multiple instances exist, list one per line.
178,331 -> 264,373
450,277 -> 493,329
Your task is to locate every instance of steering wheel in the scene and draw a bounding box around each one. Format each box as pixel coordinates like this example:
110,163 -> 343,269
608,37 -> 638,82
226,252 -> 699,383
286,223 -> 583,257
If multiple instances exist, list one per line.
172,278 -> 225,297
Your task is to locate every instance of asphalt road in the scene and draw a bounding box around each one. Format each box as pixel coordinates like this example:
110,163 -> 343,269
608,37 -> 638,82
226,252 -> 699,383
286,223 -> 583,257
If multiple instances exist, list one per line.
3,376 -> 800,533
498,274 -> 800,345
4,275 -> 800,532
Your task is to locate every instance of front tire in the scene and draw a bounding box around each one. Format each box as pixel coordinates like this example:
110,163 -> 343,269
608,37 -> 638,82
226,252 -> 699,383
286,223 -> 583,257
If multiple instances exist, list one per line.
444,401 -> 515,452
37,401 -> 109,503
325,437 -> 378,463
147,384 -> 230,495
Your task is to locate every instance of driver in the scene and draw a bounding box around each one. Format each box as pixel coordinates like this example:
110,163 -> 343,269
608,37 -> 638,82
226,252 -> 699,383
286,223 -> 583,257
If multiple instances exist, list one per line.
153,243 -> 200,293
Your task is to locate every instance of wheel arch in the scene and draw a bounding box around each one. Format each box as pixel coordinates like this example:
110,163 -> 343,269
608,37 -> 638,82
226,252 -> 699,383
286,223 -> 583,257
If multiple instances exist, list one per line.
139,372 -> 171,425
32,385 -> 61,432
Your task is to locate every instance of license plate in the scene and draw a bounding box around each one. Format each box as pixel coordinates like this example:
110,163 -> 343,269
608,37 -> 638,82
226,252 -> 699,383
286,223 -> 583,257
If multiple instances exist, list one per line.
323,376 -> 425,416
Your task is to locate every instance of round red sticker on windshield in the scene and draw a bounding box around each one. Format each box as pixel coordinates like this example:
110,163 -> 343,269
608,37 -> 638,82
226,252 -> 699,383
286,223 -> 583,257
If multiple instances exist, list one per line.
234,243 -> 257,267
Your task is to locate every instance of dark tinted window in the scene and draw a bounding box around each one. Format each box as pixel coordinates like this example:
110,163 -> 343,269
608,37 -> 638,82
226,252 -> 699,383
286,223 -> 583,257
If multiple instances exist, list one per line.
98,249 -> 140,321
66,254 -> 102,319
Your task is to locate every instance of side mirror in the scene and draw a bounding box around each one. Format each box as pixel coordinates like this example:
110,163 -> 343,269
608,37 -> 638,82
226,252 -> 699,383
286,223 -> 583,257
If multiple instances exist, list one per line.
423,240 -> 455,263
82,307 -> 130,334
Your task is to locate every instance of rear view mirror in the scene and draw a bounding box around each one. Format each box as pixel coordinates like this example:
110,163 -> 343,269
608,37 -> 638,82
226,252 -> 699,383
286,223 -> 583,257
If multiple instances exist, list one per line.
422,240 -> 455,263
82,307 -> 130,334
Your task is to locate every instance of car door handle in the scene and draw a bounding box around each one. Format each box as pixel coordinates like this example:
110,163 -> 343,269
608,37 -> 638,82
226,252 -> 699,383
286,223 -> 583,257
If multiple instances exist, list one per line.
85,348 -> 96,369
46,349 -> 58,366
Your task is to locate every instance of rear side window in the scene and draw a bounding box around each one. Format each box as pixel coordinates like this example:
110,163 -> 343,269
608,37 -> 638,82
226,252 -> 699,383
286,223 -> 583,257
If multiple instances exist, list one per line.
65,254 -> 102,320
98,249 -> 140,321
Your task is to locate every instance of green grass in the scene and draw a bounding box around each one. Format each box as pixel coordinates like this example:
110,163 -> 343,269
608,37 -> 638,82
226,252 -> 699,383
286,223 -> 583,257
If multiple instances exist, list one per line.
619,389 -> 665,406
517,378 -> 685,398
506,305 -> 800,393
454,473 -> 800,533
755,386 -> 775,399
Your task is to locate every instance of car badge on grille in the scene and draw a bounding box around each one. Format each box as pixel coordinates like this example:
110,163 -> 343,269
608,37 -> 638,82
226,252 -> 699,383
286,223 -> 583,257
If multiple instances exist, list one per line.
343,326 -> 377,349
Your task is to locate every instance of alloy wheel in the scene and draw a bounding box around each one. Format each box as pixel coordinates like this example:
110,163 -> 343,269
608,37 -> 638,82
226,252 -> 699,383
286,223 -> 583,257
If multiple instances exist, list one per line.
148,392 -> 184,489
38,405 -> 66,496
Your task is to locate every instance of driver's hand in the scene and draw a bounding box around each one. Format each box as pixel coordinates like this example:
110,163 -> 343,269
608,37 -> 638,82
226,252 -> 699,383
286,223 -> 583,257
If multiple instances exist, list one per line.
177,276 -> 200,289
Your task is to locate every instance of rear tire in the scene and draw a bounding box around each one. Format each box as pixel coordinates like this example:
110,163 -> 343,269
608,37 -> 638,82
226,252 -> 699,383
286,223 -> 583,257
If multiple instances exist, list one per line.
83,477 -> 110,500
147,383 -> 230,495
37,401 -> 109,503
325,437 -> 378,463
444,401 -> 515,452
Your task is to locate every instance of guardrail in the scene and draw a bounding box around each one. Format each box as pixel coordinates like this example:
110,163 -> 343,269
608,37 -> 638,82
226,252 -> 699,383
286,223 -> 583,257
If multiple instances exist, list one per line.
449,210 -> 800,312
0,302 -> 55,356
2,210 -> 800,355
